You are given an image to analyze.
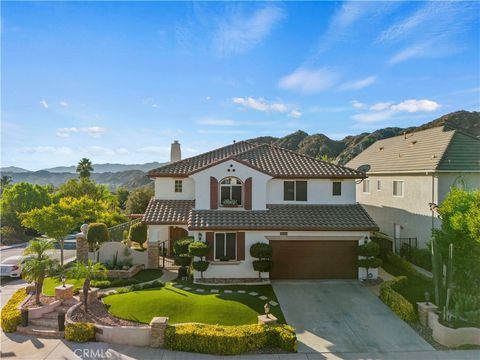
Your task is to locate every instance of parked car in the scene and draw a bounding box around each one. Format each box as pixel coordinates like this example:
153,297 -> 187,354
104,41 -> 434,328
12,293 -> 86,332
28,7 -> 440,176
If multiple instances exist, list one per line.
53,234 -> 77,250
0,255 -> 31,278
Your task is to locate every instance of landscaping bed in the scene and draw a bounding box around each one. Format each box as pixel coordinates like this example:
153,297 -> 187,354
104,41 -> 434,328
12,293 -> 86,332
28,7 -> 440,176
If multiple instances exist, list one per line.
71,300 -> 143,327
23,293 -> 57,308
103,281 -> 285,326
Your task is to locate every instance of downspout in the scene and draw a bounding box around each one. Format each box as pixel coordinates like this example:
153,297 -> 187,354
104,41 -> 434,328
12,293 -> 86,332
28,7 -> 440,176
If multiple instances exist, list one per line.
431,173 -> 436,235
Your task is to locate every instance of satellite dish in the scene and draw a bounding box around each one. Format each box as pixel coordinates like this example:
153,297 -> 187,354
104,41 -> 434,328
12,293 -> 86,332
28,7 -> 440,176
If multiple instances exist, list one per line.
357,164 -> 371,173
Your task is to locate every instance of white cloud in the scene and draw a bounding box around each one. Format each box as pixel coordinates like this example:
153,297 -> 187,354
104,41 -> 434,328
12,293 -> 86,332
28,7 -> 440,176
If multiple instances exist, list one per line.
206,96 -> 212,101
136,146 -> 170,155
289,110 -> 302,119
351,111 -> 394,123
56,126 -> 107,138
215,6 -> 285,56
232,97 -> 289,113
59,101 -> 69,107
19,146 -> 73,155
308,106 -> 346,113
196,118 -> 237,126
278,67 -> 338,94
370,102 -> 392,111
338,76 -> 376,91
391,99 -> 440,113
40,100 -> 49,109
351,100 -> 367,109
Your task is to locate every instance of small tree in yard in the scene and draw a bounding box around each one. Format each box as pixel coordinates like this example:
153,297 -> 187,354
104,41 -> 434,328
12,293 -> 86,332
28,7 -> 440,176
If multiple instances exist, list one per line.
86,223 -> 109,252
22,239 -> 59,305
128,222 -> 148,249
189,241 -> 210,279
357,241 -> 382,279
250,242 -> 273,279
68,261 -> 106,313
174,237 -> 194,278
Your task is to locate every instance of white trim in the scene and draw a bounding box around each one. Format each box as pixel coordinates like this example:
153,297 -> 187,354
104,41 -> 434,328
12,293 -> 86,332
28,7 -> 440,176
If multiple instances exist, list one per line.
213,232 -> 237,260
362,179 -> 371,194
365,170 -> 480,175
392,180 -> 404,197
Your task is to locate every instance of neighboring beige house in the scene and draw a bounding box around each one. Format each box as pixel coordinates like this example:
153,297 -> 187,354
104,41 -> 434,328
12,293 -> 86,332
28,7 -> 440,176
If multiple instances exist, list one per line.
347,126 -> 480,250
142,140 -> 378,281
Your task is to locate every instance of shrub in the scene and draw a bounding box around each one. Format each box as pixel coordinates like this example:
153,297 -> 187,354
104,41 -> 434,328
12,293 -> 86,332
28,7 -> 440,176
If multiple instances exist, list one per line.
174,237 -> 194,255
130,284 -> 142,291
379,276 -> 416,322
128,222 -> 148,249
408,248 -> 432,271
1,288 -> 28,332
90,280 -> 111,289
141,280 -> 164,290
192,260 -> 209,272
253,260 -> 273,273
115,287 -> 131,294
386,254 -> 418,277
358,258 -> 383,269
165,323 -> 297,355
86,223 -> 109,251
250,243 -> 273,259
371,236 -> 393,260
358,241 -> 380,257
110,278 -> 139,287
174,255 -> 192,267
188,241 -> 209,258
65,322 -> 96,342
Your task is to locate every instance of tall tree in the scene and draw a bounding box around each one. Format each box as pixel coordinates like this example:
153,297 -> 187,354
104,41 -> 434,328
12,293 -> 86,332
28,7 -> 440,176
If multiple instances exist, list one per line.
68,261 -> 106,313
125,186 -> 154,214
0,175 -> 13,191
22,239 -> 58,305
76,158 -> 94,179
115,187 -> 130,210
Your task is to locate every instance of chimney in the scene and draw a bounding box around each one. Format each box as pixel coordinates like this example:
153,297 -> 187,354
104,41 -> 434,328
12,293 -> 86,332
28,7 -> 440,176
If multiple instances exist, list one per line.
171,140 -> 181,163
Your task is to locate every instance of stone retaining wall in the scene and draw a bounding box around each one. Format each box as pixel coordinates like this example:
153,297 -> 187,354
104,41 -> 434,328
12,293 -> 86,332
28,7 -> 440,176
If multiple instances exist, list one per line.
428,312 -> 480,347
106,264 -> 143,279
95,324 -> 151,347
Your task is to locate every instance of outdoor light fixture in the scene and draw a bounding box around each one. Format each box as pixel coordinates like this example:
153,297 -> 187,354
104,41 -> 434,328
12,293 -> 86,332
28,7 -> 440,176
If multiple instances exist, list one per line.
428,202 -> 439,213
264,303 -> 270,318
424,291 -> 430,305
198,232 -> 203,242
61,275 -> 66,288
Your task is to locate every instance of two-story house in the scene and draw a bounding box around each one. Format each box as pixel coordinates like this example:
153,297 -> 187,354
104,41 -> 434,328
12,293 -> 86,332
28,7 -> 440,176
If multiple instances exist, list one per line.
347,126 -> 480,251
142,141 -> 378,281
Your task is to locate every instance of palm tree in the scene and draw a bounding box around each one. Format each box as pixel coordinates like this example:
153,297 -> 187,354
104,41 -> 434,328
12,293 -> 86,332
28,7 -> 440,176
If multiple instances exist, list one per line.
76,158 -> 94,179
22,239 -> 58,305
68,261 -> 106,312
0,175 -> 12,191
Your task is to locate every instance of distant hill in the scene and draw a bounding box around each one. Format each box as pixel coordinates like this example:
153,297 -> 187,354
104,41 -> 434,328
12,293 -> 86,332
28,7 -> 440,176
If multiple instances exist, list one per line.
249,110 -> 480,165
43,161 -> 165,173
0,166 -> 31,173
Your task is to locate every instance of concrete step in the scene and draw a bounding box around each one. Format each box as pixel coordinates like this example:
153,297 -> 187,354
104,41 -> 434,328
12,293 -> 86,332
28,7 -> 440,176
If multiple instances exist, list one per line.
43,311 -> 61,319
29,317 -> 58,328
17,325 -> 64,338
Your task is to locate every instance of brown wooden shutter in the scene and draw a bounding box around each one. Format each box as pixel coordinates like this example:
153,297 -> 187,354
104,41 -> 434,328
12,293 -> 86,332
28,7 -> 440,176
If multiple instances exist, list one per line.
236,232 -> 245,260
206,232 -> 214,260
210,176 -> 218,209
244,177 -> 252,210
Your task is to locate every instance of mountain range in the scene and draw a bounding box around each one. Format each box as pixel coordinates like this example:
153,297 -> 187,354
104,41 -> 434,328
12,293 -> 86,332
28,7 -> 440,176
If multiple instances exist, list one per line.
1,110 -> 478,189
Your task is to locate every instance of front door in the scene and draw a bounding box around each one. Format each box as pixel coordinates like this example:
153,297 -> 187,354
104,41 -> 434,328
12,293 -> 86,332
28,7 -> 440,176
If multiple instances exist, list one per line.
169,226 -> 188,254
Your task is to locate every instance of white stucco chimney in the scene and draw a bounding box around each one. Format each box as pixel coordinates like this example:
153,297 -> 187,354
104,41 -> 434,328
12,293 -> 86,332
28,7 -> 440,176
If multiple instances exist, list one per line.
171,140 -> 181,163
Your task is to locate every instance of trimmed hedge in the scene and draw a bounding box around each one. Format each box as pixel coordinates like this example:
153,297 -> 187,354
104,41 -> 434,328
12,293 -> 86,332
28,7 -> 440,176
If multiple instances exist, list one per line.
165,323 -> 297,355
65,322 -> 96,342
0,288 -> 28,332
379,276 -> 416,322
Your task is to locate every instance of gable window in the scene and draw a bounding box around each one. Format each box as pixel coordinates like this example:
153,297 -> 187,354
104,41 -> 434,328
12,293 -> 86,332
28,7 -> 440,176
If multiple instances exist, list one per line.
220,177 -> 242,206
393,180 -> 404,197
283,180 -> 307,201
215,233 -> 236,260
332,181 -> 342,196
362,179 -> 370,193
174,180 -> 183,193
377,180 -> 381,191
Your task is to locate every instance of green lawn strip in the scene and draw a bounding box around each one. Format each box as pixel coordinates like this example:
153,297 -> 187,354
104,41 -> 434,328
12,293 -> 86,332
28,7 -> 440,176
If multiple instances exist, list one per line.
42,269 -> 164,296
382,262 -> 433,306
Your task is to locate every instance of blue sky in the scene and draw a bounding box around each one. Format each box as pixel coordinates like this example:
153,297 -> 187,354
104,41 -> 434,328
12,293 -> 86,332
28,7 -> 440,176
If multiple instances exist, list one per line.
2,1 -> 479,170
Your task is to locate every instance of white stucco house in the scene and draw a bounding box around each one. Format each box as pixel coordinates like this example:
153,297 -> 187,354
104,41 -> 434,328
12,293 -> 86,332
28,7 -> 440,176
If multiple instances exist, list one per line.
347,126 -> 480,251
142,140 -> 378,281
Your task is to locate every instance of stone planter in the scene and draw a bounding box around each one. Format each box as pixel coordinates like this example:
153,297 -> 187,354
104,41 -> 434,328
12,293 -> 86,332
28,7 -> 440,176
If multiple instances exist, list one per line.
106,264 -> 143,279
55,284 -> 74,301
428,312 -> 480,347
79,288 -> 99,305
416,302 -> 438,326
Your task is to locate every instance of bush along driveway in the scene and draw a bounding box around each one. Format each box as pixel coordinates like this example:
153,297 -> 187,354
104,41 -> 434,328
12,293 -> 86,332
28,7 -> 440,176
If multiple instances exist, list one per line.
103,281 -> 285,326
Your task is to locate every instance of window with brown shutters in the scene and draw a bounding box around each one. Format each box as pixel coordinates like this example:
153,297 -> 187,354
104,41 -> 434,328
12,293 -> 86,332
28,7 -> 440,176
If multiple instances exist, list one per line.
210,177 -> 218,209
236,232 -> 245,260
244,178 -> 252,210
205,232 -> 214,260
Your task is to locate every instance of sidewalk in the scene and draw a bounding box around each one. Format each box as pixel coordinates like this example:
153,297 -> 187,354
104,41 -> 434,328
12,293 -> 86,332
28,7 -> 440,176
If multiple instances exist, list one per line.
0,243 -> 28,251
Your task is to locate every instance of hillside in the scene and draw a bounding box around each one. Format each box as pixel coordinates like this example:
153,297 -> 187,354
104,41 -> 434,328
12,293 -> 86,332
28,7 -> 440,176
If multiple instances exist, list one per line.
42,161 -> 165,173
249,110 -> 480,165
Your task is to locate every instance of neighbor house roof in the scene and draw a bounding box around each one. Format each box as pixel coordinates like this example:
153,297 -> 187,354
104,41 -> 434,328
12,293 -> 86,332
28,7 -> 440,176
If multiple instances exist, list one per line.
148,141 -> 364,179
188,204 -> 378,231
346,126 -> 480,173
142,199 -> 194,225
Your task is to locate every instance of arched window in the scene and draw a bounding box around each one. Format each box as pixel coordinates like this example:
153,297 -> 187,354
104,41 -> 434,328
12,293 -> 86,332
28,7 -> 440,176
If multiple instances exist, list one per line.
220,177 -> 242,206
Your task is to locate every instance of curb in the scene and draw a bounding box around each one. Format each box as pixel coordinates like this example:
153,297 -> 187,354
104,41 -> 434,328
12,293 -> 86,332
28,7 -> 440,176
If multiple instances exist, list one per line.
0,243 -> 28,251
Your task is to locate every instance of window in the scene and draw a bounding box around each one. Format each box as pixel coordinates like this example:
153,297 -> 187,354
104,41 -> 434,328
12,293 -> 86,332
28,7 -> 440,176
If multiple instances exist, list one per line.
215,233 -> 236,260
393,180 -> 404,197
362,179 -> 370,193
220,177 -> 242,206
332,181 -> 342,196
283,181 -> 307,201
174,180 -> 183,193
377,180 -> 381,191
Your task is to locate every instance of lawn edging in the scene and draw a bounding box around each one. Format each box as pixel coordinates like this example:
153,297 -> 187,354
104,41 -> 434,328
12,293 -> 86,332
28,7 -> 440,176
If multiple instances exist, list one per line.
428,312 -> 480,347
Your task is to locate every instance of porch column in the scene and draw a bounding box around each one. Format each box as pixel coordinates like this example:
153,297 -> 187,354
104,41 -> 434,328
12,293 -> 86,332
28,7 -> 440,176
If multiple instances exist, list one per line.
147,241 -> 159,269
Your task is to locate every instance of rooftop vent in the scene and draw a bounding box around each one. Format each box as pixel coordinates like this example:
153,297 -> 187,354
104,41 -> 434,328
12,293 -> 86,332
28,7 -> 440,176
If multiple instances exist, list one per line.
378,146 -> 384,151
408,140 -> 417,147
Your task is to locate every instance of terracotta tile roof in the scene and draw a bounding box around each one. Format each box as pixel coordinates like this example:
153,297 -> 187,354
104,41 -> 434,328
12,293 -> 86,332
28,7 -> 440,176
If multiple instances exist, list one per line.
142,199 -> 194,225
188,204 -> 378,231
148,141 -> 364,179
346,126 -> 480,173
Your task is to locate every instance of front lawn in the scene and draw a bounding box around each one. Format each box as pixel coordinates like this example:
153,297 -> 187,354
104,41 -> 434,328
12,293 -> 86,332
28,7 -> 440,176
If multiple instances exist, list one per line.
42,269 -> 163,296
103,282 -> 285,326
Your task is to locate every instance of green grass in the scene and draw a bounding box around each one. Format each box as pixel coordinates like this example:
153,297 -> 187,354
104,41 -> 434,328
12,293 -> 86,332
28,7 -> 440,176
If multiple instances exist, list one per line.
382,260 -> 433,306
103,281 -> 285,326
42,269 -> 164,296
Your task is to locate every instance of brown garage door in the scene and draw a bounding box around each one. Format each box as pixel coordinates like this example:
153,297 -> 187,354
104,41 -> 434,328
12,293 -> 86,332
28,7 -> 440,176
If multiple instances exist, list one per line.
270,240 -> 357,279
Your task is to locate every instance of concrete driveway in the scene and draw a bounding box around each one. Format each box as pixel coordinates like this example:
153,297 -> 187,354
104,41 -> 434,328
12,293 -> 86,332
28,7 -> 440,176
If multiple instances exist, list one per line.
272,280 -> 434,353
